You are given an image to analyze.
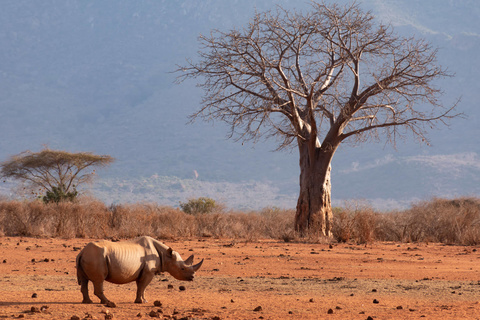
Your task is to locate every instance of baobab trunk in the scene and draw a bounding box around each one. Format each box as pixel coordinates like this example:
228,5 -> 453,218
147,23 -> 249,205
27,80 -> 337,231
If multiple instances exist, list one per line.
295,143 -> 335,237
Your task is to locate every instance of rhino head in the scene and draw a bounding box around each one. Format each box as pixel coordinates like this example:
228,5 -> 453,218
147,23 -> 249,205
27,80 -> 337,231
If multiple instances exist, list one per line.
164,248 -> 204,281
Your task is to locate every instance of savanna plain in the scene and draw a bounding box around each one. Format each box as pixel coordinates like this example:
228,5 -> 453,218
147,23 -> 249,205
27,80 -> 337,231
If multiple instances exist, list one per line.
1,198 -> 480,319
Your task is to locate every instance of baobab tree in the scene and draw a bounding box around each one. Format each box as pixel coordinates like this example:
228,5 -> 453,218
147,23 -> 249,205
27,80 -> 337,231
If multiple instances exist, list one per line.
0,148 -> 114,203
177,2 -> 459,237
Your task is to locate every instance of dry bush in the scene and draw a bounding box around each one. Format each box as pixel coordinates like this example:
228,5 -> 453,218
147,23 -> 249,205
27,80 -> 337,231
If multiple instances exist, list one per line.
107,203 -> 196,239
0,198 -> 111,238
400,197 -> 480,245
332,201 -> 378,244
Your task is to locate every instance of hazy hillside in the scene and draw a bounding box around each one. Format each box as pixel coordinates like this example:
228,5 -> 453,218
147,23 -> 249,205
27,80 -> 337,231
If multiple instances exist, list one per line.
0,0 -> 478,209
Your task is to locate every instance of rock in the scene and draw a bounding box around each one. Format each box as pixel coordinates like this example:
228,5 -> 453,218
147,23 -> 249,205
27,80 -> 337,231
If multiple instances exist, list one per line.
105,313 -> 114,320
148,310 -> 160,318
70,316 -> 81,320
327,308 -> 334,314
179,285 -> 186,291
136,312 -> 142,317
367,317 -> 374,320
153,300 -> 162,307
309,298 -> 314,303
167,284 -> 174,289
30,306 -> 41,313
253,306 -> 262,312
32,293 -> 37,298
373,299 -> 379,304
396,306 -> 403,310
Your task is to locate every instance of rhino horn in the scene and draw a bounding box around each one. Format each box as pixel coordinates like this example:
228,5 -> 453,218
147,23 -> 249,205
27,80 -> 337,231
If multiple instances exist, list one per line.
184,254 -> 194,265
192,258 -> 204,272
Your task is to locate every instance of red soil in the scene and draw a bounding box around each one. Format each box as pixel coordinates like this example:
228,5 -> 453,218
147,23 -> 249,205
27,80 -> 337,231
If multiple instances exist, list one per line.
1,237 -> 480,319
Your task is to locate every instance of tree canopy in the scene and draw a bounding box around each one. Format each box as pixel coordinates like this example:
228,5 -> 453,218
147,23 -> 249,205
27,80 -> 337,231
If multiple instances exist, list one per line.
178,2 -> 458,150
1,148 -> 114,202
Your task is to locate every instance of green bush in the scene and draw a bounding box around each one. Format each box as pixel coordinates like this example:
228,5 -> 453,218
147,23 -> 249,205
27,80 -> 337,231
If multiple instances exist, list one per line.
42,186 -> 78,204
179,197 -> 217,215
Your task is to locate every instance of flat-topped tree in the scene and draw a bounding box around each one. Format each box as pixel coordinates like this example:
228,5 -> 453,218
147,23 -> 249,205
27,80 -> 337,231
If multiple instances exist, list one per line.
1,148 -> 114,203
176,2 -> 459,237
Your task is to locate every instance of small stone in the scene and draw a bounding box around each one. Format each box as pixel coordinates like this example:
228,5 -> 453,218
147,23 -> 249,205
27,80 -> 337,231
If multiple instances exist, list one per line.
327,308 -> 334,314
71,316 -> 81,320
253,306 -> 262,312
105,313 -> 114,320
148,310 -> 160,318
179,285 -> 186,291
2,259 -> 6,263
373,299 -> 379,304
372,289 -> 377,292
396,306 -> 403,310
167,284 -> 174,289
309,298 -> 314,303
32,293 -> 38,298
30,306 -> 40,313
153,300 -> 162,307
367,317 -> 374,320
136,312 -> 142,317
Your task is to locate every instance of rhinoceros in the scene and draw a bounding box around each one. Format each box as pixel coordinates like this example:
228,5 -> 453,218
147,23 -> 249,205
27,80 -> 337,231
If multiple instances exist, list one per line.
76,236 -> 203,305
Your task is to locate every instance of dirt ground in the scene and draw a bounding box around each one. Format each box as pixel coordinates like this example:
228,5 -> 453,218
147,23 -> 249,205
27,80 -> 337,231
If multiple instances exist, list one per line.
1,237 -> 480,319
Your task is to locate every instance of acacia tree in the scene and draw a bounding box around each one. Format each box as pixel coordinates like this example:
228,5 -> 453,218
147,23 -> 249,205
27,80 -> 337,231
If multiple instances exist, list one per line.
177,2 -> 458,237
0,148 -> 114,203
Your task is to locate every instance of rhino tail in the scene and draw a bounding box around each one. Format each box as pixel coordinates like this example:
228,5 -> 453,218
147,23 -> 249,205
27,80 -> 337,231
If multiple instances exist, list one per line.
76,250 -> 87,285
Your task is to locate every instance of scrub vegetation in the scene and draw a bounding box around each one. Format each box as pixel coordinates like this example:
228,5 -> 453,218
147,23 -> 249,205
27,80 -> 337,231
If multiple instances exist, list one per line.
0,197 -> 479,245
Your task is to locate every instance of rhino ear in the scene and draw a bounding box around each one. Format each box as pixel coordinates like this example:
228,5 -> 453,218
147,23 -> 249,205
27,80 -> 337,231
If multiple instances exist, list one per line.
184,254 -> 194,265
167,248 -> 173,257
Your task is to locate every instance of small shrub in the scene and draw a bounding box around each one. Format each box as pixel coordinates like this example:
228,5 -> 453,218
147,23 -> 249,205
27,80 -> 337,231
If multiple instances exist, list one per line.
179,197 -> 217,215
42,186 -> 78,204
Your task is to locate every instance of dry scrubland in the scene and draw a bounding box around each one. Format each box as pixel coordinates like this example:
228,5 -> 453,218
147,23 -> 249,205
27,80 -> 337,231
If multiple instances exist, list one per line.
1,197 -> 480,245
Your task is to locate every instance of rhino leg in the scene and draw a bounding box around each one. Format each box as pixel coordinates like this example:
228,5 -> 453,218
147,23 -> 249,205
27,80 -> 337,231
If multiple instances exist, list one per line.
92,280 -> 111,304
80,278 -> 93,304
135,271 -> 155,303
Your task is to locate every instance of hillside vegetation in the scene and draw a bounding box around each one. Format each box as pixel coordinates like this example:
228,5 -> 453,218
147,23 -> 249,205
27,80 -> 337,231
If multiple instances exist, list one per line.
1,197 -> 479,245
